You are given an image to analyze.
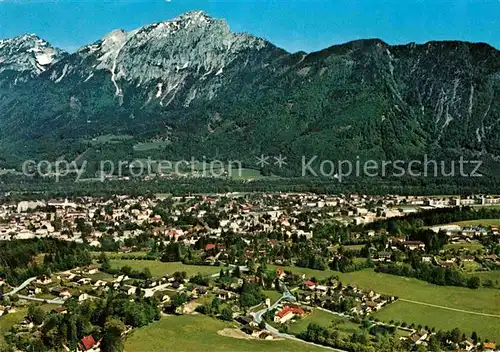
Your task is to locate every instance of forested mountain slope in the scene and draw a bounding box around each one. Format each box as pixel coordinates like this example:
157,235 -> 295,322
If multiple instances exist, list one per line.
0,11 -> 499,175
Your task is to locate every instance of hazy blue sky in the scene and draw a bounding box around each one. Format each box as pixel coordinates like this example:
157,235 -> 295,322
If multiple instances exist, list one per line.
0,0 -> 498,53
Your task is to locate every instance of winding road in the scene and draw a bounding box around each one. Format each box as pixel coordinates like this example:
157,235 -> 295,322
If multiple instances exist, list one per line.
3,277 -> 65,305
4,277 -> 37,296
15,295 -> 65,305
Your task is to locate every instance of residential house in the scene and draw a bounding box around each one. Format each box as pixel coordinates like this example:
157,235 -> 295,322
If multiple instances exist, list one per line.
402,241 -> 425,251
375,251 -> 392,262
483,342 -> 497,351
27,286 -> 42,296
51,287 -> 72,300
276,268 -> 286,279
36,275 -> 52,285
120,285 -> 136,296
304,280 -> 316,290
78,277 -> 92,285
51,306 -> 68,315
84,265 -> 99,275
79,335 -> 100,352
217,290 -> 234,300
73,292 -> 89,302
274,305 -> 305,324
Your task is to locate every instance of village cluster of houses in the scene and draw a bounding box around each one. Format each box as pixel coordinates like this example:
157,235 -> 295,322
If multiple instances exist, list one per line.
297,278 -> 395,316
2,193 -> 499,246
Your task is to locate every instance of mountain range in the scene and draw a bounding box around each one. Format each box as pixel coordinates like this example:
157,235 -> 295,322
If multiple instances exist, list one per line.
0,10 -> 499,177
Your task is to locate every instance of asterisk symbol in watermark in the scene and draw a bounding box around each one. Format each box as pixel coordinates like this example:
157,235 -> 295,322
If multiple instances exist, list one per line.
255,154 -> 270,167
274,154 -> 287,168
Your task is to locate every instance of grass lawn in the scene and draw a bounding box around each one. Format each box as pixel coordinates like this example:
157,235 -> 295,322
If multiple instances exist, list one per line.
444,242 -> 484,251
450,219 -> 500,227
288,309 -> 359,338
35,293 -> 57,300
466,271 -> 500,282
352,257 -> 368,265
87,271 -> 116,281
91,251 -> 150,259
39,303 -> 60,312
124,315 -> 326,352
344,244 -> 365,251
460,261 -> 482,272
109,259 -> 221,278
133,141 -> 170,152
263,290 -> 282,305
230,168 -> 263,180
375,301 -> 500,342
195,294 -> 215,306
87,134 -> 133,146
0,308 -> 27,346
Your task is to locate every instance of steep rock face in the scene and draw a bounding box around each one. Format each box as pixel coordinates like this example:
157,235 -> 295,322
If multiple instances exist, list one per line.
46,11 -> 284,106
0,34 -> 64,85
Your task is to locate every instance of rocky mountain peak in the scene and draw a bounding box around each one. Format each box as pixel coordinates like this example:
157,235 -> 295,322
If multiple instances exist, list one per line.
59,10 -> 276,104
0,34 -> 64,76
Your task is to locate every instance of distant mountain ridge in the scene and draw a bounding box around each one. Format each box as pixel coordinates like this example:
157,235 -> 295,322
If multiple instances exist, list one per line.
0,10 -> 499,176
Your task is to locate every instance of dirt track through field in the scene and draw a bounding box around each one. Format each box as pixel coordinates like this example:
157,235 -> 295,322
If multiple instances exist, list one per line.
399,299 -> 500,318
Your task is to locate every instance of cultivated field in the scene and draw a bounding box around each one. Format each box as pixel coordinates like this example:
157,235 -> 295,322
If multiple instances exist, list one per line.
443,242 -> 484,251
109,259 -> 221,278
124,315 -> 326,352
375,301 -> 500,342
450,219 -> 500,227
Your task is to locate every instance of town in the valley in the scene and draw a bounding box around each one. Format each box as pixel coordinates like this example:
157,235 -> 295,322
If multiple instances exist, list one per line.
0,193 -> 499,352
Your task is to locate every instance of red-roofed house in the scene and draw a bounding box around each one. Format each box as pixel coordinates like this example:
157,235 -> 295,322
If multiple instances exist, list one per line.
79,335 -> 99,352
483,342 -> 497,351
276,268 -> 285,279
204,197 -> 217,204
304,280 -> 316,290
151,215 -> 163,223
274,305 -> 305,324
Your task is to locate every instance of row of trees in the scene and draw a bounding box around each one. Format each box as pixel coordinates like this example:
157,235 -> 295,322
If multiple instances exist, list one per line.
0,239 -> 92,285
5,173 -> 500,200
375,262 -> 481,289
297,322 -> 403,352
367,206 -> 500,232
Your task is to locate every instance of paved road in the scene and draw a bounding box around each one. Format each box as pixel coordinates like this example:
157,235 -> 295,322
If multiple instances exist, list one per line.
399,298 -> 500,318
16,295 -> 65,305
316,306 -> 350,319
4,277 -> 37,296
